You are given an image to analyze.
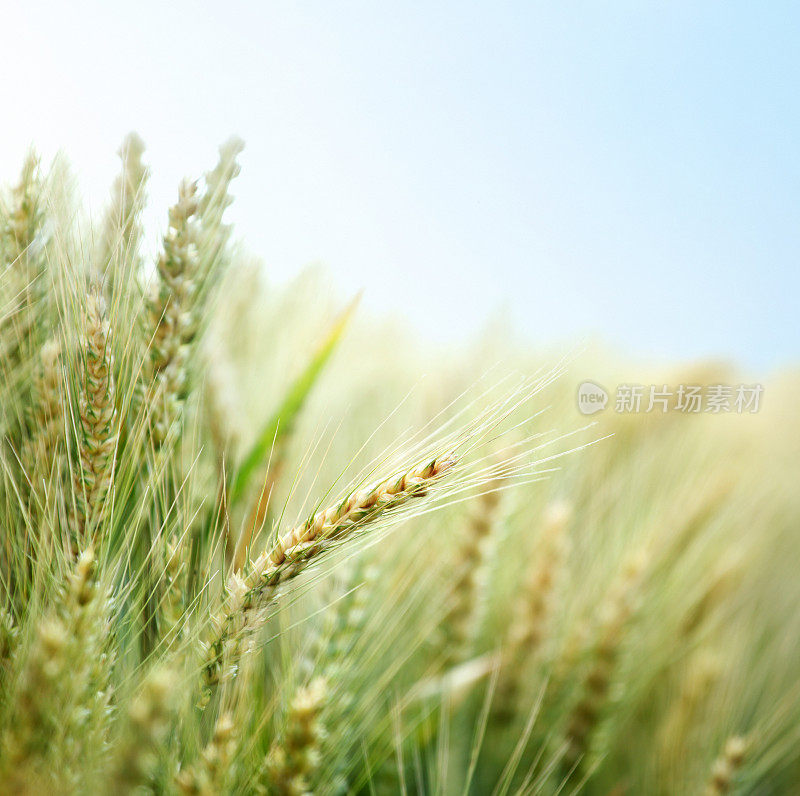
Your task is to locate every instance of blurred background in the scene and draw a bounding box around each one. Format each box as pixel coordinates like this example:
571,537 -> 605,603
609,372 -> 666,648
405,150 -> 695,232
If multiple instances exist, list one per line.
1,1 -> 797,370
2,6 -> 800,792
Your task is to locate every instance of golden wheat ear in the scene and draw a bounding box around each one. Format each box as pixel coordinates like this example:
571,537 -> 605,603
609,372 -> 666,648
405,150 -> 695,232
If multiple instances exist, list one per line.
203,451 -> 459,689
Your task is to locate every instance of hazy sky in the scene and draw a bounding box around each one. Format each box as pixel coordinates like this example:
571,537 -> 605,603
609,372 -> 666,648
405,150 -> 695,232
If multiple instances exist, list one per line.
2,2 -> 798,370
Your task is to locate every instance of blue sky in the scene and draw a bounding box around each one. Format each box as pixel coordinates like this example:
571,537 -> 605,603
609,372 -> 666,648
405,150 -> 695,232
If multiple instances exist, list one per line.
2,2 -> 798,370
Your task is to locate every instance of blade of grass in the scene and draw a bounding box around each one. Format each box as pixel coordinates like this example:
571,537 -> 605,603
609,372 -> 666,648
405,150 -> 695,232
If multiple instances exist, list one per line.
229,294 -> 359,570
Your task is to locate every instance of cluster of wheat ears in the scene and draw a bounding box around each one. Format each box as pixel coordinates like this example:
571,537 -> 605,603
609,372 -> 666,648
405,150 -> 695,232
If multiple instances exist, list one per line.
0,136 -> 798,795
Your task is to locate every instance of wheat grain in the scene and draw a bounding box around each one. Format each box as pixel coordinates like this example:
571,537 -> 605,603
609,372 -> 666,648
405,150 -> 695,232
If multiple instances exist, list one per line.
706,736 -> 747,795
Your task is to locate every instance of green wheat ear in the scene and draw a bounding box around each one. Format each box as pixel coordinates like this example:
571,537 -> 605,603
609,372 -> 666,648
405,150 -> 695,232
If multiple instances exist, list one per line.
261,677 -> 328,795
72,290 -> 118,551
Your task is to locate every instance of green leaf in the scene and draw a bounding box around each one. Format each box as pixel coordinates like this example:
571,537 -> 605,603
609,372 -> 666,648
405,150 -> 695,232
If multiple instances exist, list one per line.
230,294 -> 359,505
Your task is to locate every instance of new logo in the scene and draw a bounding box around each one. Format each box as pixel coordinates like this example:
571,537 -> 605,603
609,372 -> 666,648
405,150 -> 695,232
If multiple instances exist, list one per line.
577,381 -> 608,415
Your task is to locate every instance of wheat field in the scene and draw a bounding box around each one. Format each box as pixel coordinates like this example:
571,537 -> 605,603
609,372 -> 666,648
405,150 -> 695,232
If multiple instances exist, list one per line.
0,137 -> 798,795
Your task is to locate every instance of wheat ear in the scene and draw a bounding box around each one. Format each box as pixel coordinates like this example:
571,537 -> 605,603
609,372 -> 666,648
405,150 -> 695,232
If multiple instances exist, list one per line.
144,179 -> 199,446
441,469 -> 506,667
73,290 -> 117,549
3,151 -> 43,271
562,551 -> 647,773
100,132 -> 148,292
0,151 -> 45,366
262,677 -> 328,796
656,651 -> 721,781
0,615 -> 70,793
197,137 -> 244,275
322,562 -> 376,677
24,339 -> 64,496
0,548 -> 108,789
0,606 -> 17,677
493,501 -> 571,723
108,666 -> 178,794
203,334 -> 242,464
176,712 -> 236,795
203,453 -> 457,687
202,335 -> 242,568
159,535 -> 188,644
